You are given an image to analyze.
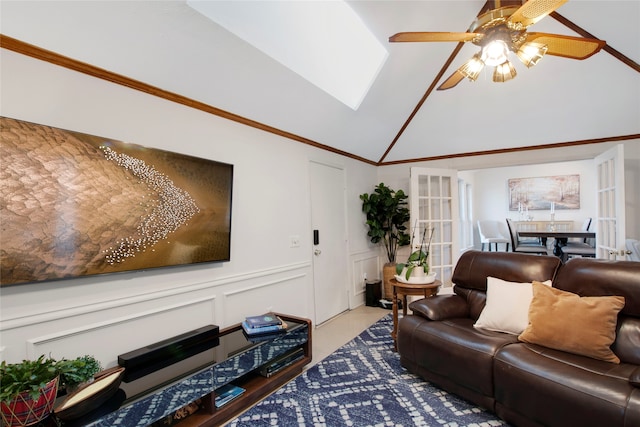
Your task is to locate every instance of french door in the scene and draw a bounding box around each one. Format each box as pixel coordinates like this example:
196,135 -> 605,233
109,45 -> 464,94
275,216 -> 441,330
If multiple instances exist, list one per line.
595,145 -> 627,260
410,167 -> 460,287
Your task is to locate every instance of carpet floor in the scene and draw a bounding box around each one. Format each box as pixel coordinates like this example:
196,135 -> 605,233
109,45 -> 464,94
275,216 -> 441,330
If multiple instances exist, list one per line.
225,314 -> 509,426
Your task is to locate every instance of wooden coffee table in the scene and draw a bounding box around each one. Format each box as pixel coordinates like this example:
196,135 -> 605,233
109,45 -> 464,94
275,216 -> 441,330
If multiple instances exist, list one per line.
390,278 -> 441,350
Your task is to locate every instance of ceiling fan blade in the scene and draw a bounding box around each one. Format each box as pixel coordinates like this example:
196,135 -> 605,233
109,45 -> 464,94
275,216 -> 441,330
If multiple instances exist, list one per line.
437,70 -> 466,91
508,0 -> 568,28
525,33 -> 606,59
389,32 -> 481,43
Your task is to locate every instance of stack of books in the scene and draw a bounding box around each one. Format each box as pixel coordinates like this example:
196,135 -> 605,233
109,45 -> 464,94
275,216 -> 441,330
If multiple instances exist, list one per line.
242,312 -> 287,336
214,384 -> 245,408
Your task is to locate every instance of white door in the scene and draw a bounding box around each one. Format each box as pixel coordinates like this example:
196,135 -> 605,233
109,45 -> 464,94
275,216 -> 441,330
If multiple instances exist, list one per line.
309,161 -> 349,325
595,145 -> 627,260
410,167 -> 460,287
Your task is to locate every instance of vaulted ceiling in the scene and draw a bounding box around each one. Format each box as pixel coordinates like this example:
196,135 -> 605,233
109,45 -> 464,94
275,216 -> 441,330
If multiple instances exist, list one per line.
1,1 -> 638,167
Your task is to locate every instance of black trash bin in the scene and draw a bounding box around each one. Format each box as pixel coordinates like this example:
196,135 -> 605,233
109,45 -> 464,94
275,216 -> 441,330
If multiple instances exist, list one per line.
365,279 -> 382,307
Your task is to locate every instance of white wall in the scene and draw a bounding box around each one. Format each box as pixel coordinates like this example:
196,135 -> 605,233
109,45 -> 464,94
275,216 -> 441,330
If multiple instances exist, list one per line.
1,46 -> 636,369
469,160 -> 596,245
625,142 -> 640,240
378,146 -> 638,255
468,143 -> 639,244
0,49 -> 379,366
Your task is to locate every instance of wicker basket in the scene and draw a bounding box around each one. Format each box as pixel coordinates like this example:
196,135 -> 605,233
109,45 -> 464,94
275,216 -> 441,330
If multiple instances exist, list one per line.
382,262 -> 397,300
0,377 -> 59,427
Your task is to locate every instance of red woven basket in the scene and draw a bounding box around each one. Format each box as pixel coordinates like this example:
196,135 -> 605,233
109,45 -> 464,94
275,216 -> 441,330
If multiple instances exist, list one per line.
0,377 -> 59,427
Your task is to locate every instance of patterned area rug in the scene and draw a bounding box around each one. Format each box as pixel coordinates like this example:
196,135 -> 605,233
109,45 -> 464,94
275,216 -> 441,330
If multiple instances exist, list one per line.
226,314 -> 508,426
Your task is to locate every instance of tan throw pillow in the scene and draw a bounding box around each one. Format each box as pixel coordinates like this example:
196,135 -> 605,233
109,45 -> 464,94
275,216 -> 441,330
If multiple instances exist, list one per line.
518,282 -> 625,363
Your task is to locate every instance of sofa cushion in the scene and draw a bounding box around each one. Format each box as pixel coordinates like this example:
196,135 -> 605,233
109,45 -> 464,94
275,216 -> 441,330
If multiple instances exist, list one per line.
398,315 -> 518,402
494,342 -> 638,427
553,257 -> 640,316
613,317 -> 640,365
409,294 -> 469,321
474,277 -> 551,335
519,282 -> 625,363
632,366 -> 640,387
451,250 -> 562,320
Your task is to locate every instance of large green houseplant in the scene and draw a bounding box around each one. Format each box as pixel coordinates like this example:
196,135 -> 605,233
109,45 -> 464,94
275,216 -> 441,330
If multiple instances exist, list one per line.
360,183 -> 411,299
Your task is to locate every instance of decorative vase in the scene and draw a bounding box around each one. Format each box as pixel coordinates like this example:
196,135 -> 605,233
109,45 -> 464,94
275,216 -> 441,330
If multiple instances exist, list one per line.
382,262 -> 396,300
0,377 -> 59,427
409,266 -> 427,279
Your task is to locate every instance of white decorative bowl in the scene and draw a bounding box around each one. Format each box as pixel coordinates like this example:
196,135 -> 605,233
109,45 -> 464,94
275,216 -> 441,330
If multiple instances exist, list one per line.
394,271 -> 437,284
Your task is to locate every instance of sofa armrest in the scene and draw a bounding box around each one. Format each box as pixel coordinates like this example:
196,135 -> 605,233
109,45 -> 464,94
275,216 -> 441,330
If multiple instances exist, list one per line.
408,294 -> 469,321
631,366 -> 640,388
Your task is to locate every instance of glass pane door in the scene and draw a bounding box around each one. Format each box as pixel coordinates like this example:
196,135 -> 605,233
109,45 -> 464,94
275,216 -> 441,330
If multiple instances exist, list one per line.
410,167 -> 459,287
595,145 -> 626,260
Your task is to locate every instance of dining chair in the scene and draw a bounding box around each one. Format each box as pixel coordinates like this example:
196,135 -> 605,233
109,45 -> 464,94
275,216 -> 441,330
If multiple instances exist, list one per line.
567,218 -> 592,244
560,218 -> 595,262
477,220 -> 510,251
505,218 -> 549,255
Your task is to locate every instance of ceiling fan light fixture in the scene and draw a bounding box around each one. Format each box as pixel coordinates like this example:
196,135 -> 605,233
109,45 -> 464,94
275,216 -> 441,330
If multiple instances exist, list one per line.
459,54 -> 485,81
481,39 -> 509,66
493,60 -> 517,82
516,43 -> 548,68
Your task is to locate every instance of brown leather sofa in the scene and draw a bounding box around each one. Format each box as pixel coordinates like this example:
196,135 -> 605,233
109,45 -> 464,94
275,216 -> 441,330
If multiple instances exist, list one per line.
398,250 -> 640,427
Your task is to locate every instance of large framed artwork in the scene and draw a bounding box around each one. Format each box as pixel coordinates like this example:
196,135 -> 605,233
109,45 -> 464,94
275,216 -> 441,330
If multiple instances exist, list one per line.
0,117 -> 233,286
508,174 -> 580,211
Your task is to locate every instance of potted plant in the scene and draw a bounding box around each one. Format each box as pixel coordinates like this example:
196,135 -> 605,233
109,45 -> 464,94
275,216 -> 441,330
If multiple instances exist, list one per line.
360,183 -> 411,299
396,227 -> 435,282
0,355 -> 59,426
57,355 -> 102,393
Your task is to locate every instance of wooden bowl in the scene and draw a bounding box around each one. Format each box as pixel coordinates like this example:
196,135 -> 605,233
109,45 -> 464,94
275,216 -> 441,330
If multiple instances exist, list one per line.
53,366 -> 125,420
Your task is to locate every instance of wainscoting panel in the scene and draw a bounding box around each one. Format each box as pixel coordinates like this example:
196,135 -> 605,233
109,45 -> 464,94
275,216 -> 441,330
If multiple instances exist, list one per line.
0,262 -> 312,365
350,251 -> 381,307
222,272 -> 310,327
26,297 -> 217,367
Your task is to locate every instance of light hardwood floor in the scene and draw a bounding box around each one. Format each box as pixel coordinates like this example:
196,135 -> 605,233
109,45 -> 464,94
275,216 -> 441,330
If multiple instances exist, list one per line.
308,305 -> 389,368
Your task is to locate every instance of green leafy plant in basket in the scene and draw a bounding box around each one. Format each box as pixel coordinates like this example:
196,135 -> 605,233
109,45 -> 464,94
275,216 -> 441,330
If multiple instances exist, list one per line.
0,355 -> 60,426
396,226 -> 434,280
0,355 -> 58,404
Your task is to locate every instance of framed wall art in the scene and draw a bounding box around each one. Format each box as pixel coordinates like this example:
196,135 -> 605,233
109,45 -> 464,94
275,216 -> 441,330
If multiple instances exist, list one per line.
0,117 -> 233,286
508,174 -> 580,211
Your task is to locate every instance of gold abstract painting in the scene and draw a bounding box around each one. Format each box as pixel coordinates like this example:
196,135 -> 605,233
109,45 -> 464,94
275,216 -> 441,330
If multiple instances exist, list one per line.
0,117 -> 233,286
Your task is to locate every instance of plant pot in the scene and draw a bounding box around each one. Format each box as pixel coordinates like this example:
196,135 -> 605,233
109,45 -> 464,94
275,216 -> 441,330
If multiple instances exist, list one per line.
0,377 -> 59,427
395,267 -> 437,284
382,262 -> 397,300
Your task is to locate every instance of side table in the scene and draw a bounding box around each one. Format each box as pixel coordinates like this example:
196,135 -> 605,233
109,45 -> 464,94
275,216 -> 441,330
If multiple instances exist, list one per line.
390,278 -> 441,350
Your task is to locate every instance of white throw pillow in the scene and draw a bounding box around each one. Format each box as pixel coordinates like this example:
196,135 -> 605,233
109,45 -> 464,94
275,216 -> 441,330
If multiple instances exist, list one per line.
473,277 -> 552,335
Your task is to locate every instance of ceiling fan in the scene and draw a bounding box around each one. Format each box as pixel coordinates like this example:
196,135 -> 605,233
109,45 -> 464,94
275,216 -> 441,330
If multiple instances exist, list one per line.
389,0 -> 606,90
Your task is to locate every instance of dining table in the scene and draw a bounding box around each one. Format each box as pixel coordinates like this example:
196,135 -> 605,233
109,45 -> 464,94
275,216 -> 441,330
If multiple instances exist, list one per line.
518,230 -> 596,257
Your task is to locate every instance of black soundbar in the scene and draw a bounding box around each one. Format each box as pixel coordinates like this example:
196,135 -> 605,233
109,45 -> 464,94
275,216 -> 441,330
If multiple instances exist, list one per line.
118,324 -> 219,382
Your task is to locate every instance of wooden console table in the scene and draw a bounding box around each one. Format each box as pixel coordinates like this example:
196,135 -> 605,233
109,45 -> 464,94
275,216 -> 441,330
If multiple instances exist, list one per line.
390,278 -> 441,350
181,314 -> 312,426
72,314 -> 312,427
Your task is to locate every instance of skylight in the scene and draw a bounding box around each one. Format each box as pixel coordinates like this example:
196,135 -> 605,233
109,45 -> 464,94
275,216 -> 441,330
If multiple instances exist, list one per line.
186,0 -> 388,110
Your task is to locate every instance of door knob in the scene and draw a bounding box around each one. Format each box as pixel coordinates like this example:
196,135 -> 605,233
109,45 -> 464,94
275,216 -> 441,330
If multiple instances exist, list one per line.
314,249 -> 322,256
